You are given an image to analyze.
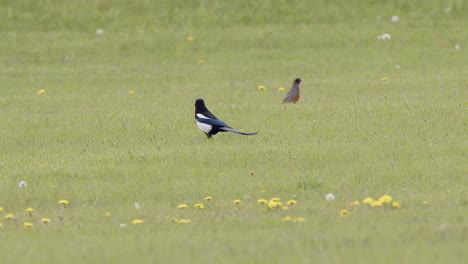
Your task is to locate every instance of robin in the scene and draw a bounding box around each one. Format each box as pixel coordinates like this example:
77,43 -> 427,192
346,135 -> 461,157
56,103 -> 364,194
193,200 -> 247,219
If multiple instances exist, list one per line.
282,78 -> 302,104
195,99 -> 257,138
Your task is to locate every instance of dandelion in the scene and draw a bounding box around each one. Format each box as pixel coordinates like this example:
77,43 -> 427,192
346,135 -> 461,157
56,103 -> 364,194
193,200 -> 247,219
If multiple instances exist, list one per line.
25,207 -> 34,216
381,77 -> 389,81
0,207 -> 3,213
292,217 -> 305,223
257,198 -> 267,205
194,203 -> 205,209
378,195 -> 392,204
371,200 -> 383,207
391,201 -> 401,209
325,193 -> 335,201
391,16 -> 399,23
18,180 -> 28,188
58,199 -> 69,205
233,199 -> 242,205
277,87 -> 285,92
281,216 -> 292,222
423,200 -> 430,206
24,222 -> 34,228
177,204 -> 188,209
131,219 -> 144,225
105,212 -> 111,217
349,200 -> 360,206
120,223 -> 126,228
133,202 -> 141,209
268,198 -> 282,209
37,89 -> 46,95
187,35 -> 194,41
454,44 -> 460,50
363,197 -> 374,205
287,200 -> 297,206
5,214 -> 14,220
257,85 -> 266,91
176,218 -> 192,224
377,33 -> 391,40
204,196 -> 212,201
198,59 -> 205,65
340,209 -> 349,218
41,218 -> 51,224
96,28 -> 104,35
128,90 -> 135,95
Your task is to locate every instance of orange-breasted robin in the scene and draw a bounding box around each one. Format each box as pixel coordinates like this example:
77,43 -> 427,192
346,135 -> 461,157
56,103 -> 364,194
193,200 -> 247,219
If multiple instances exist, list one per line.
282,78 -> 302,104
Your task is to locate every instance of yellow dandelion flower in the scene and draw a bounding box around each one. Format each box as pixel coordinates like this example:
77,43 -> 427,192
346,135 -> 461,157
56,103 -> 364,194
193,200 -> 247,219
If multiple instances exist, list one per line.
281,205 -> 289,210
423,200 -> 430,206
281,216 -> 292,222
391,201 -> 401,209
257,199 -> 267,205
5,214 -> 14,220
194,203 -> 205,209
340,209 -> 349,218
187,35 -> 194,41
371,200 -> 383,207
24,222 -> 34,228
293,217 -> 305,223
176,218 -> 192,224
37,89 -> 46,95
381,76 -> 388,81
41,218 -> 51,224
58,199 -> 69,205
177,204 -> 188,209
287,199 -> 297,206
105,212 -> 111,217
270,197 -> 281,202
26,207 -> 34,216
131,219 -> 144,225
363,197 -> 374,205
257,85 -> 266,91
128,90 -> 135,95
0,207 -> 3,213
233,199 -> 242,205
198,59 -> 205,65
204,196 -> 212,201
350,200 -> 360,206
277,87 -> 285,92
268,200 -> 282,209
378,195 -> 393,204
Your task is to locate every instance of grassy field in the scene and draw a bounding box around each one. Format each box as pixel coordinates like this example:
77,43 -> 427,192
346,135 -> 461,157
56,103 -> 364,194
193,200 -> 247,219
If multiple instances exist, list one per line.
0,0 -> 467,263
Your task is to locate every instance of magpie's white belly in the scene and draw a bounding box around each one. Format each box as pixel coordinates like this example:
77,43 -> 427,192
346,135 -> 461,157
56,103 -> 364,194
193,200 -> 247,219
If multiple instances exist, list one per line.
196,120 -> 212,133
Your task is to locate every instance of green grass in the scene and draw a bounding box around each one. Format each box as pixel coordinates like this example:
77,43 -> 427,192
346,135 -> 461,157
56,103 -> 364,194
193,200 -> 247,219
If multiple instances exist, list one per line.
0,0 -> 467,263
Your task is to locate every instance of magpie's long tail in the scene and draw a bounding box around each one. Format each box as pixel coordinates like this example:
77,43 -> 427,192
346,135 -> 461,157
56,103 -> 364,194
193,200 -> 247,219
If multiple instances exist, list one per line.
221,127 -> 257,136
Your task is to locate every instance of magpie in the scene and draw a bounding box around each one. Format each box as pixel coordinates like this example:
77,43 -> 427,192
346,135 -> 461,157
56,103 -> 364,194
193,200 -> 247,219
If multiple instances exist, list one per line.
282,78 -> 302,104
194,98 -> 257,138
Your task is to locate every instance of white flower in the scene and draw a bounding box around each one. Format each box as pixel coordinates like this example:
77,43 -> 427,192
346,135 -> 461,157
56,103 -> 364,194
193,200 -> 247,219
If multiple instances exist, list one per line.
96,28 -> 104,36
133,202 -> 141,209
325,193 -> 335,201
18,180 -> 27,188
454,44 -> 460,50
382,33 -> 391,40
391,16 -> 399,23
444,8 -> 451,14
119,223 -> 126,228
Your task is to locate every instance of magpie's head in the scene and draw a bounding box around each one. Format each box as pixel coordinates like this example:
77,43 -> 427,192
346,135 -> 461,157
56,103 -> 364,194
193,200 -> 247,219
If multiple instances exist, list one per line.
195,98 -> 205,108
294,78 -> 302,83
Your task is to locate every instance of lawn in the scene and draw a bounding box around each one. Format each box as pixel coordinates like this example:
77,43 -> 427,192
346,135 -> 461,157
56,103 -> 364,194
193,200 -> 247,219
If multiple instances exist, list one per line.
0,1 -> 466,263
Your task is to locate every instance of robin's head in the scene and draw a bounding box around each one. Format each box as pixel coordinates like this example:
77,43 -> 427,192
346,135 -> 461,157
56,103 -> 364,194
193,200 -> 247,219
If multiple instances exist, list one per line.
294,78 -> 302,83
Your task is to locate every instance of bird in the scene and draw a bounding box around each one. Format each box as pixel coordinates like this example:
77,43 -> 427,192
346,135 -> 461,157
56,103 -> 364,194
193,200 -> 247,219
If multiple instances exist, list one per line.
194,98 -> 257,138
282,78 -> 302,104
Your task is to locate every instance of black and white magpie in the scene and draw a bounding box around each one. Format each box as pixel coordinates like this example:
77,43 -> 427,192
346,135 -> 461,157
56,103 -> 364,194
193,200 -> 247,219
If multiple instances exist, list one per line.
194,98 -> 257,138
